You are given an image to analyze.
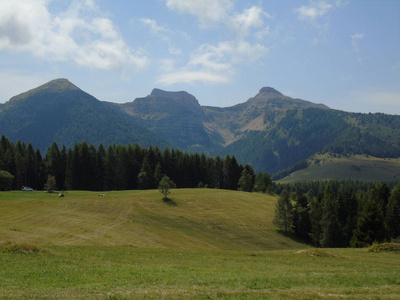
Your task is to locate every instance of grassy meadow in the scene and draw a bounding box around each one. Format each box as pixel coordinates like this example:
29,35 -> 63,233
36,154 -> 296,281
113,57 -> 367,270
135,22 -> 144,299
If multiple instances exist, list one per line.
278,154 -> 400,183
1,189 -> 400,299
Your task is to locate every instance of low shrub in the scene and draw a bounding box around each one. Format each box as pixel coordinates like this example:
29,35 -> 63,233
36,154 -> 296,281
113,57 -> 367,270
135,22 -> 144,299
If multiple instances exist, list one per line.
295,248 -> 341,258
368,243 -> 400,253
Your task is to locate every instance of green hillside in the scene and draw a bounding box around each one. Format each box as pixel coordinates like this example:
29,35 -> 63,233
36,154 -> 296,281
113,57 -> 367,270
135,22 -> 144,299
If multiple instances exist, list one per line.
278,153 -> 400,183
0,189 -> 303,250
1,189 -> 400,299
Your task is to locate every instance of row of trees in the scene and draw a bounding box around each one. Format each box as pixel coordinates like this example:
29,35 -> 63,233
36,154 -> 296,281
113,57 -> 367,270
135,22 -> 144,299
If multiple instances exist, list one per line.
0,135 -> 272,192
274,181 -> 400,247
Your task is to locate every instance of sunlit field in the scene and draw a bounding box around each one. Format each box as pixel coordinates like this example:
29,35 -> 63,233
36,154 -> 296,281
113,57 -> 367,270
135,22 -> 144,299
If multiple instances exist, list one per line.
1,190 -> 399,299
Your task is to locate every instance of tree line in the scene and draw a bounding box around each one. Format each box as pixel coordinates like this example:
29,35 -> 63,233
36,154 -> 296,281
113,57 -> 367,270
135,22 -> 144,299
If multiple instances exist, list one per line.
274,180 -> 400,247
0,135 -> 272,192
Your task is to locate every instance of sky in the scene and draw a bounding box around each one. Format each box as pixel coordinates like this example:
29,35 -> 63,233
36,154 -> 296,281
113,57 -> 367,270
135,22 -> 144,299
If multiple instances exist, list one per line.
0,0 -> 399,115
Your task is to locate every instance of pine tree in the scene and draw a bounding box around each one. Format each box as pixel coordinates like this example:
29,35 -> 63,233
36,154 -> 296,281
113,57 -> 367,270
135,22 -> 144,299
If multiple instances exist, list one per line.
320,184 -> 340,247
153,162 -> 163,186
138,157 -> 153,189
292,194 -> 311,242
309,195 -> 323,247
351,192 -> 386,248
238,168 -> 253,192
273,190 -> 293,233
254,172 -> 272,193
386,182 -> 400,240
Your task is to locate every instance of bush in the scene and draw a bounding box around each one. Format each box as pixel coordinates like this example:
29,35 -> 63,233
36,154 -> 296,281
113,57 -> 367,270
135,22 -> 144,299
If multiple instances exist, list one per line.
0,170 -> 14,191
158,175 -> 176,200
368,243 -> 400,253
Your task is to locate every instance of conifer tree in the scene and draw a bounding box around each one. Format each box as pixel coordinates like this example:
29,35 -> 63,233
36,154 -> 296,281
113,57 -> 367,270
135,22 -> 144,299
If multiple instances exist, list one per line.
292,194 -> 311,242
238,168 -> 253,192
386,182 -> 400,240
351,191 -> 386,248
138,157 -> 153,189
309,195 -> 323,246
320,184 -> 340,247
273,190 -> 293,233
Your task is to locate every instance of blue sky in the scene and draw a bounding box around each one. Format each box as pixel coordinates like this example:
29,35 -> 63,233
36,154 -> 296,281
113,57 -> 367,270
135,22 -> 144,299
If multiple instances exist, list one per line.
0,0 -> 399,114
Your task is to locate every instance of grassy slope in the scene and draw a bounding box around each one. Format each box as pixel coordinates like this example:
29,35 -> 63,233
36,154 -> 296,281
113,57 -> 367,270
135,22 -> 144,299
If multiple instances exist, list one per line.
1,246 -> 400,299
1,189 -> 400,299
278,154 -> 400,184
0,189 -> 302,250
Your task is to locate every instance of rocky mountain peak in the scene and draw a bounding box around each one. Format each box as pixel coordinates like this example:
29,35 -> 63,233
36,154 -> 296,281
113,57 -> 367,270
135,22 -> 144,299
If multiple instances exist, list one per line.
151,88 -> 200,108
9,78 -> 80,103
258,87 -> 283,96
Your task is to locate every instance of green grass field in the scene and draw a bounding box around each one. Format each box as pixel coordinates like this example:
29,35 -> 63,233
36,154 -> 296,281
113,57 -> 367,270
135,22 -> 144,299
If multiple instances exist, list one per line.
1,189 -> 399,299
278,154 -> 400,183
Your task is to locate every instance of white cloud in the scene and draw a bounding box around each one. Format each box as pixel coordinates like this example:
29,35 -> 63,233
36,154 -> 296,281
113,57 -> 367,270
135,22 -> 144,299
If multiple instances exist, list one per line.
351,33 -> 364,52
297,2 -> 332,20
296,0 -> 347,21
140,18 -> 183,56
161,1 -> 271,85
165,0 -> 233,27
140,18 -> 169,37
156,40 -> 268,86
188,40 -> 269,72
230,6 -> 267,38
0,0 -> 148,72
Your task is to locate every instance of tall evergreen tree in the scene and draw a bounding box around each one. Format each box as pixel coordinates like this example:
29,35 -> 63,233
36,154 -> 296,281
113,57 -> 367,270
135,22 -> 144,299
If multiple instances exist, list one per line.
309,194 -> 323,247
337,186 -> 358,246
14,141 -> 26,188
254,172 -> 272,193
292,193 -> 311,242
351,191 -> 386,248
386,182 -> 400,240
104,146 -> 117,190
238,168 -> 253,192
320,184 -> 340,247
273,189 -> 293,233
138,156 -> 153,189
46,142 -> 65,190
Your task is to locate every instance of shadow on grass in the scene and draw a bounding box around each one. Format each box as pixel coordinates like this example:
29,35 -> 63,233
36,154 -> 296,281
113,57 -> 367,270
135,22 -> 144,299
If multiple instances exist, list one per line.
276,230 -> 311,245
162,197 -> 178,206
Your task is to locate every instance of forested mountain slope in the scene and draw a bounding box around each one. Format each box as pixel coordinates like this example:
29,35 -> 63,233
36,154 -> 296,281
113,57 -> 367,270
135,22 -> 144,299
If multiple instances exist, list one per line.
1,78 -> 400,176
0,79 -> 168,152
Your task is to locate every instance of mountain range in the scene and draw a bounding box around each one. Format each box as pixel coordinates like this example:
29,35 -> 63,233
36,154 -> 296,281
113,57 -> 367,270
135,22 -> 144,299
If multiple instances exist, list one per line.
1,78 -> 400,176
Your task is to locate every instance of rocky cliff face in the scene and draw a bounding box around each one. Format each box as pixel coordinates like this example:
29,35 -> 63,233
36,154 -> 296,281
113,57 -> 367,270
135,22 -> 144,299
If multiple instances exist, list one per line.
119,89 -> 214,151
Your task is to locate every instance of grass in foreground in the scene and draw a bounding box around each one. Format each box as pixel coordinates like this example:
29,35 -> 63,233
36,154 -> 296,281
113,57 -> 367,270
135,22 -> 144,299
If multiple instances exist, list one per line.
1,190 -> 399,299
1,245 -> 399,299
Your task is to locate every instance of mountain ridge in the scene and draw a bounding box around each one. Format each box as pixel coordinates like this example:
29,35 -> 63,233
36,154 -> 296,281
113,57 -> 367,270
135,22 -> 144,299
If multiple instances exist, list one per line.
8,78 -> 80,104
1,78 -> 400,177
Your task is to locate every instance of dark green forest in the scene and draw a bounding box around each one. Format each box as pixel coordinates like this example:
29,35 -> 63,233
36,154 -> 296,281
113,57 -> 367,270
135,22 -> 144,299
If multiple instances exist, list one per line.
274,180 -> 400,247
0,135 -> 270,193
